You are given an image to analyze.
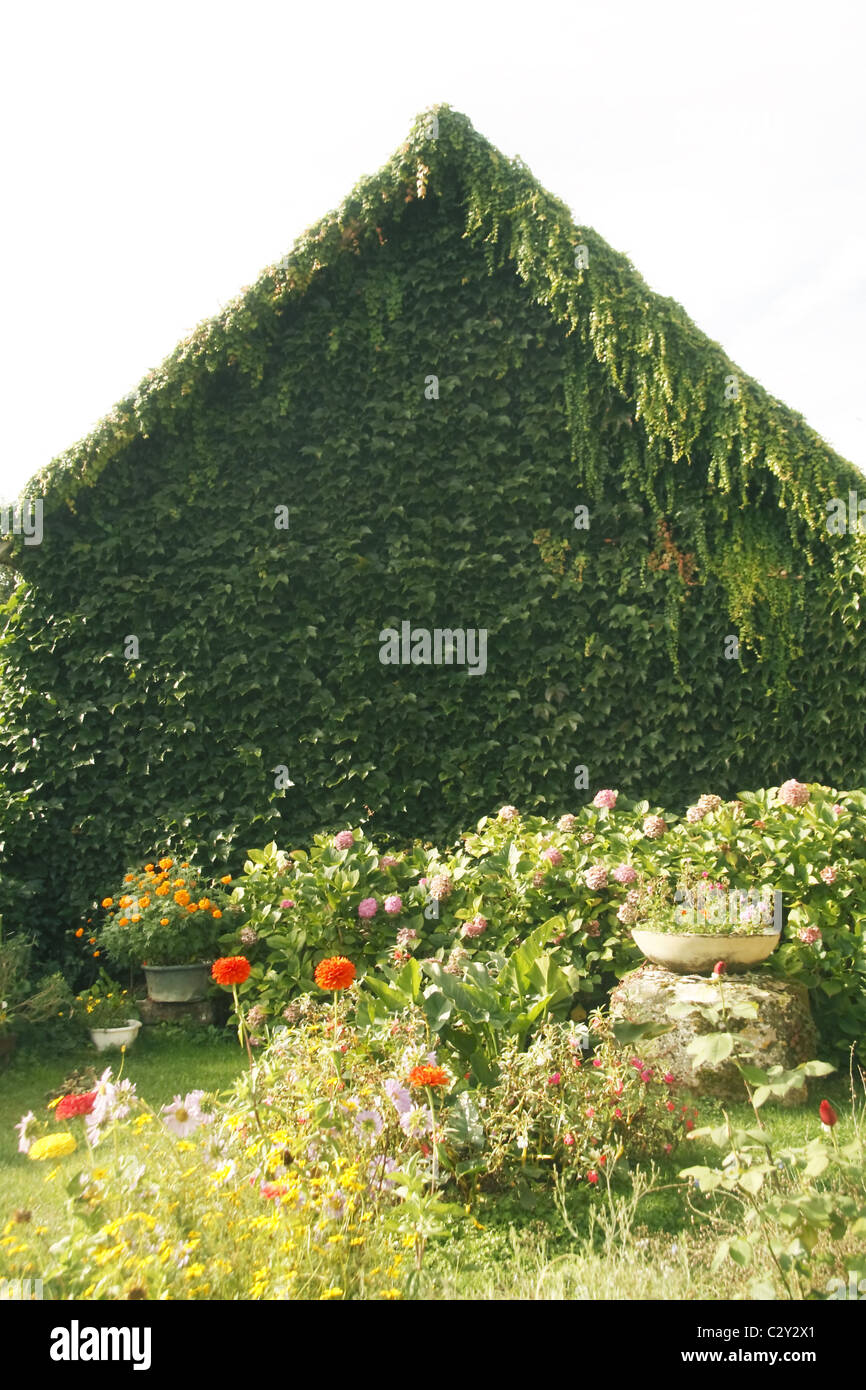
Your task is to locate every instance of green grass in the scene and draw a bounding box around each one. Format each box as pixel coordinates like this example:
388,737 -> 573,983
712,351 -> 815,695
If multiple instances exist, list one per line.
1,1026 -> 245,1227
2,1034 -> 860,1301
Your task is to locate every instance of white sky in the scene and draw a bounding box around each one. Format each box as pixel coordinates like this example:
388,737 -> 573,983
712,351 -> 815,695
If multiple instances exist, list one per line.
1,0 -> 864,501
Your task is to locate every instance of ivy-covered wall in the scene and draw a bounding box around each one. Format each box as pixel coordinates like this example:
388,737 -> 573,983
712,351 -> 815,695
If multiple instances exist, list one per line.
2,107 -> 865,963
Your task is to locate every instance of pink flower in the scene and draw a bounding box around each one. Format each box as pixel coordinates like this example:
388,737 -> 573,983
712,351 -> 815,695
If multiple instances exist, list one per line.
592,789 -> 618,809
663,1072 -> 675,1084
612,864 -> 637,885
384,895 -> 403,915
498,805 -> 519,822
358,897 -> 378,919
832,804 -> 845,818
617,902 -> 638,925
614,1108 -> 623,1119
585,866 -> 608,891
592,1058 -> 603,1069
563,1132 -> 575,1147
334,830 -> 355,850
586,1107 -> 595,1119
630,1058 -> 644,1070
713,960 -> 726,977
532,871 -> 546,888
580,831 -> 595,845
642,815 -> 667,839
586,1170 -> 599,1184
557,814 -> 576,832
640,1069 -> 653,1083
548,1073 -> 561,1086
666,1101 -> 675,1112
663,1143 -> 672,1154
586,919 -> 601,937
428,873 -> 454,900
798,925 -> 822,945
686,805 -> 705,823
542,847 -> 563,867
280,899 -> 295,909
378,855 -> 399,870
612,1080 -> 624,1096
778,779 -> 810,808
461,915 -> 488,939
820,866 -> 837,885
685,1119 -> 694,1131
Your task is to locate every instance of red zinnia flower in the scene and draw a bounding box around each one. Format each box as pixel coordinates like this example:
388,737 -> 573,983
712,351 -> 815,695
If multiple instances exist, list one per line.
211,956 -> 251,986
819,1099 -> 838,1127
586,1170 -> 599,1184
314,956 -> 356,991
55,1091 -> 96,1121
407,1064 -> 450,1089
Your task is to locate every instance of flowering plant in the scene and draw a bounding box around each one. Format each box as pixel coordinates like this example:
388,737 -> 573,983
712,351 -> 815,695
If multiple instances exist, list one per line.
72,971 -> 138,1029
93,858 -> 239,967
630,867 -> 778,936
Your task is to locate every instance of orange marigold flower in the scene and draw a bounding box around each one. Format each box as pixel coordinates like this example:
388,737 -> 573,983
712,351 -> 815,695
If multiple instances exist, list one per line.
101,897 -> 113,908
186,904 -> 198,913
119,895 -> 133,908
158,857 -> 173,870
88,937 -> 96,944
181,862 -> 189,868
92,951 -> 100,958
211,909 -> 222,919
118,918 -> 129,927
197,898 -> 210,910
124,875 -> 134,883
174,890 -> 191,906
173,879 -> 185,888
220,875 -> 232,884
155,884 -> 169,896
407,1065 -> 450,1089
75,928 -> 84,938
212,956 -> 251,986
314,957 -> 356,991
159,917 -> 170,926
131,914 -> 141,923
139,896 -> 151,909
145,863 -> 155,871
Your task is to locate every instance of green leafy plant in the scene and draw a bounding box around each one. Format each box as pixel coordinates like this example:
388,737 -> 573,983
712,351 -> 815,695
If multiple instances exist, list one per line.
0,925 -> 71,1037
72,971 -> 138,1029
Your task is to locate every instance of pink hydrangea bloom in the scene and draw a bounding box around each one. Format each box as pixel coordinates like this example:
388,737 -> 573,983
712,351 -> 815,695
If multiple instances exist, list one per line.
832,804 -> 845,818
820,866 -> 837,885
358,897 -> 378,919
592,789 -> 618,809
696,794 -> 722,814
585,866 -> 608,891
778,779 -> 810,808
428,873 -> 453,900
686,805 -> 705,824
542,847 -> 563,867
557,814 -> 576,832
797,925 -> 822,945
384,895 -> 403,914
334,830 -> 355,850
612,864 -> 637,885
280,899 -> 294,909
378,855 -> 399,870
461,915 -> 488,939
617,903 -> 638,925
498,805 -> 519,822
586,919 -> 601,937
642,815 -> 667,839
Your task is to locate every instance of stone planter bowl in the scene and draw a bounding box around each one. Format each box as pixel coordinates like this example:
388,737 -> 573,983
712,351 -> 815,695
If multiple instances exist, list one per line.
90,1019 -> 141,1052
631,929 -> 781,974
143,963 -> 211,1003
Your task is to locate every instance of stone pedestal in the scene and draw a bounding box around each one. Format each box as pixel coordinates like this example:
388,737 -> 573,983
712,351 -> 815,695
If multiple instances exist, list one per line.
609,964 -> 817,1106
137,996 -> 215,1027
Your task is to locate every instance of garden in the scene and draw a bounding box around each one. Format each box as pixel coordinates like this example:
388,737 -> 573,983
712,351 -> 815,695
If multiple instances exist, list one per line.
1,778 -> 865,1302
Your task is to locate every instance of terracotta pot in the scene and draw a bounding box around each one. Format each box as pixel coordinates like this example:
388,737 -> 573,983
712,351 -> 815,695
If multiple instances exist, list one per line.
631,929 -> 781,974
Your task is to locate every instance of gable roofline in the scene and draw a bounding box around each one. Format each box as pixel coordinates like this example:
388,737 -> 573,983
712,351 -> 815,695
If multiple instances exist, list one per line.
8,105 -> 864,573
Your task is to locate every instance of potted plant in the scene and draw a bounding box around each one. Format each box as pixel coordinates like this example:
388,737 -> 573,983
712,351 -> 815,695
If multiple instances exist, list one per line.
629,869 -> 782,974
0,924 -> 72,1056
73,972 -> 141,1051
94,857 -> 239,1002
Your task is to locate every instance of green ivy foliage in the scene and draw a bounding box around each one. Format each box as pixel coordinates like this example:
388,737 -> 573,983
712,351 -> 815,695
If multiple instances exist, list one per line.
1,106 -> 865,964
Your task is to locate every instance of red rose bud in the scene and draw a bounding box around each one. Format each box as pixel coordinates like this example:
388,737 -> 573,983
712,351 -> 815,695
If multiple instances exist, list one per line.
712,961 -> 726,976
819,1099 -> 838,1127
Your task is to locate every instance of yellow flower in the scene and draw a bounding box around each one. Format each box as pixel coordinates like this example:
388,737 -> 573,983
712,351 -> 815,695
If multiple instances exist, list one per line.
29,1133 -> 77,1161
379,1289 -> 403,1300
319,1287 -> 344,1300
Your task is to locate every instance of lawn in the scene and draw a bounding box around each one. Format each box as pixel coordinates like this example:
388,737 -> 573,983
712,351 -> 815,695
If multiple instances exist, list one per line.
2,1026 -> 859,1301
